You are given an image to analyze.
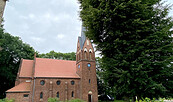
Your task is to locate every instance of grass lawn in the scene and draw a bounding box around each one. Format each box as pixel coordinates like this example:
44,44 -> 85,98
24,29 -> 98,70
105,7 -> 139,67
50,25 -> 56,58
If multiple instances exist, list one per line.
99,100 -> 125,102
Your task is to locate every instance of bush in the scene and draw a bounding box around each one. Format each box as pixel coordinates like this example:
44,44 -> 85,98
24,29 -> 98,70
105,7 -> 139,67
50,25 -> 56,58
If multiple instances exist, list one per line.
135,97 -> 165,102
48,98 -> 60,102
68,99 -> 85,102
48,98 -> 85,102
0,98 -> 15,102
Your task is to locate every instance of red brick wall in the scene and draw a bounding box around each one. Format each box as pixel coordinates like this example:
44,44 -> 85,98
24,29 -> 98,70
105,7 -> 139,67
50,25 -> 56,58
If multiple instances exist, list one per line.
6,92 -> 30,102
76,38 -> 98,102
32,78 -> 80,102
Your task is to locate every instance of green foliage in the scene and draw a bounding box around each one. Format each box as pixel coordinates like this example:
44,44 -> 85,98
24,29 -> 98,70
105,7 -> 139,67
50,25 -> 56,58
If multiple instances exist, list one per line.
0,98 -> 15,102
68,99 -> 85,102
135,97 -> 165,102
96,57 -> 111,95
79,0 -> 173,100
38,50 -> 76,61
0,27 -> 35,98
47,98 -> 85,102
48,97 -> 60,102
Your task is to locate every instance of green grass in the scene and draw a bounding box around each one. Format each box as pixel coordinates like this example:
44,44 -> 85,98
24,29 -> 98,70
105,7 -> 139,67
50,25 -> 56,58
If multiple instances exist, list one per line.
99,100 -> 125,102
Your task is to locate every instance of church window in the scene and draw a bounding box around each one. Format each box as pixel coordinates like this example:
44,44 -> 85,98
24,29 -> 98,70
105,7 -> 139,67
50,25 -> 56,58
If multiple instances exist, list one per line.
78,64 -> 80,68
89,79 -> 91,84
87,40 -> 89,45
56,80 -> 61,85
40,80 -> 45,85
89,52 -> 92,60
23,94 -> 29,97
71,81 -> 75,85
40,92 -> 43,99
72,91 -> 74,97
57,92 -> 59,98
87,63 -> 91,67
84,51 -> 87,59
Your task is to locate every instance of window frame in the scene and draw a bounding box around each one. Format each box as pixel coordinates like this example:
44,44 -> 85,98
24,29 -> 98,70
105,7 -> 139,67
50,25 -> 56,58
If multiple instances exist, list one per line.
56,80 -> 61,85
23,94 -> 29,97
40,92 -> 43,99
57,92 -> 59,98
71,91 -> 74,97
40,80 -> 45,85
71,81 -> 75,85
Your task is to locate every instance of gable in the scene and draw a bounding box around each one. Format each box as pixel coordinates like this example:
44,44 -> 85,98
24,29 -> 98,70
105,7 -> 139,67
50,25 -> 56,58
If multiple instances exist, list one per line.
19,59 -> 33,78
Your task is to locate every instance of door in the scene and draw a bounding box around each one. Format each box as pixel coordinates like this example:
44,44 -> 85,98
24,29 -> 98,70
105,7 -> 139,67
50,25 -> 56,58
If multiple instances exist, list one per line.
88,94 -> 92,102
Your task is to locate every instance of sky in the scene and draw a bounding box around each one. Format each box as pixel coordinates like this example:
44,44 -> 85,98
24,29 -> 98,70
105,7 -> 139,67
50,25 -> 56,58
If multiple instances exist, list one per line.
3,0 -> 173,54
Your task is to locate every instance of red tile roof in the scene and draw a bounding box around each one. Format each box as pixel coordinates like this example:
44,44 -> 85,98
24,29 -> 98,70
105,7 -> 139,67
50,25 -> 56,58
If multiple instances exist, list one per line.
6,82 -> 31,92
18,58 -> 80,78
34,58 -> 79,78
19,59 -> 33,77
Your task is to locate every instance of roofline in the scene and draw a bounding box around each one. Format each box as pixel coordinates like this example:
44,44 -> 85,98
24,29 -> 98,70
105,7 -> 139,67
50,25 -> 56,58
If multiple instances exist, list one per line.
35,57 -> 76,62
17,58 -> 23,80
34,77 -> 80,79
19,77 -> 32,79
6,91 -> 30,93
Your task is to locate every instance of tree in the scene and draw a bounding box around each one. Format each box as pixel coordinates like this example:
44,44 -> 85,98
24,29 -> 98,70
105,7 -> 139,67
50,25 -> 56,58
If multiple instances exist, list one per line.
0,27 -> 35,98
38,51 -> 76,61
79,0 -> 173,100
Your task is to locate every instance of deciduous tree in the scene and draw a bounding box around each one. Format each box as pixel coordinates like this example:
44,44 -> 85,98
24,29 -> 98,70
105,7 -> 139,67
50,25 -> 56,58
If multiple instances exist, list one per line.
0,27 -> 35,98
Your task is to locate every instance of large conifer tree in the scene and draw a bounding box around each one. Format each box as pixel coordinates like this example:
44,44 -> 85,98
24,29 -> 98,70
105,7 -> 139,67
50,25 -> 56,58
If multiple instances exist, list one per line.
79,0 -> 173,100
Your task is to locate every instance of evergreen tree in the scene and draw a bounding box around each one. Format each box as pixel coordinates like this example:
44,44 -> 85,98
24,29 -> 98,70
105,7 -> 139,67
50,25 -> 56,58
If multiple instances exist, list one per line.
79,0 -> 173,100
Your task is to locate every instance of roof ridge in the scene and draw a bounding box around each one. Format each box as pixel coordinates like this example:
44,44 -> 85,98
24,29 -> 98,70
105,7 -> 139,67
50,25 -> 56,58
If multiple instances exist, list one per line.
36,57 -> 76,62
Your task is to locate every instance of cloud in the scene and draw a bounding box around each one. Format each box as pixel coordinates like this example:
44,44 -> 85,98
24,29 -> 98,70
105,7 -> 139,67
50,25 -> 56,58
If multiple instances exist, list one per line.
56,34 -> 65,39
29,14 -> 35,19
30,37 -> 45,46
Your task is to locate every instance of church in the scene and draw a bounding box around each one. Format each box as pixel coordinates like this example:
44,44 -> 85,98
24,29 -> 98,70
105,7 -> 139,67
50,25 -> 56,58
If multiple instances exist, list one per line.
6,27 -> 98,102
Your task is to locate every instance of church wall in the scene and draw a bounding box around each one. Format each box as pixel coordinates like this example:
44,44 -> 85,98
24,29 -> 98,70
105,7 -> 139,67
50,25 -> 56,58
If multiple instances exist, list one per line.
15,78 -> 32,86
32,78 -> 80,102
6,92 -> 30,102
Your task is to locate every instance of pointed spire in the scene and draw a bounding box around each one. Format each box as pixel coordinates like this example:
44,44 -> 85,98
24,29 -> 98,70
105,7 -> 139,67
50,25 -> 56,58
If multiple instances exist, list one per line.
81,23 -> 86,46
78,23 -> 87,50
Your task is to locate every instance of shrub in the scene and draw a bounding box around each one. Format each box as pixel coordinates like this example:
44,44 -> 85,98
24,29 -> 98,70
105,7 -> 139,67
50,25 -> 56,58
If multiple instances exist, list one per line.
48,97 -> 60,102
135,97 -> 165,102
0,98 -> 15,102
47,98 -> 85,102
68,99 -> 85,102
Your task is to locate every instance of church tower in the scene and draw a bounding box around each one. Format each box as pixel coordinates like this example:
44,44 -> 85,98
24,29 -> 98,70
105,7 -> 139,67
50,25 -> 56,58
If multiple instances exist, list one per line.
76,26 -> 98,102
0,0 -> 7,24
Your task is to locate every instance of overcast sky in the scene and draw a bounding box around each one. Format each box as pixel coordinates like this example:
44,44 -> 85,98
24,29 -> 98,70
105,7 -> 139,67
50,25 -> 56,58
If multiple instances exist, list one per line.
3,0 -> 173,54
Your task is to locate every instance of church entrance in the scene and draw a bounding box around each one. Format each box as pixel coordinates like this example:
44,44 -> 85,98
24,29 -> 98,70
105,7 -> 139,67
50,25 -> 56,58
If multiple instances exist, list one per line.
88,94 -> 92,102
88,91 -> 92,102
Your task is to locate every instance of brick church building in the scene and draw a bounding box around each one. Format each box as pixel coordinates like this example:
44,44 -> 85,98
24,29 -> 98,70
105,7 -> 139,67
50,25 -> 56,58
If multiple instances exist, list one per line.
6,27 -> 98,102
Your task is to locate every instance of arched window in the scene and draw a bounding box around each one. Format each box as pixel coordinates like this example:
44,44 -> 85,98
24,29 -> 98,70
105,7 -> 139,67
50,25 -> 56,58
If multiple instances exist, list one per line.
40,92 -> 43,99
79,52 -> 80,60
89,79 -> 91,84
71,91 -> 74,97
57,92 -> 59,98
84,51 -> 87,59
84,48 -> 87,59
89,52 -> 92,60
